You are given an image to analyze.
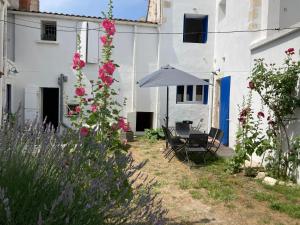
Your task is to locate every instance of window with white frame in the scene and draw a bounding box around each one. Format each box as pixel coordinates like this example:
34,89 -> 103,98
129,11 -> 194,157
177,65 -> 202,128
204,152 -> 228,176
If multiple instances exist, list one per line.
176,85 -> 205,103
41,21 -> 57,41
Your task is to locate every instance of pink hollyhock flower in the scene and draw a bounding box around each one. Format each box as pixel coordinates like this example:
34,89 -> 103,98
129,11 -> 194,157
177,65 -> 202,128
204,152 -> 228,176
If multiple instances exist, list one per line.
100,35 -> 112,46
72,52 -> 86,70
80,127 -> 89,137
257,111 -> 265,119
240,107 -> 251,117
91,104 -> 97,113
98,67 -> 106,79
107,26 -> 116,36
248,81 -> 255,90
285,48 -> 295,55
102,75 -> 114,86
102,19 -> 116,36
67,111 -> 74,117
102,61 -> 116,75
75,106 -> 81,113
118,117 -> 129,132
75,87 -> 86,96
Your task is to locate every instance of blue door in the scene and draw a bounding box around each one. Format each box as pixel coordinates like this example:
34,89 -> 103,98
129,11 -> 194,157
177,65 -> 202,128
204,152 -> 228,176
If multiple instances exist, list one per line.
219,76 -> 231,146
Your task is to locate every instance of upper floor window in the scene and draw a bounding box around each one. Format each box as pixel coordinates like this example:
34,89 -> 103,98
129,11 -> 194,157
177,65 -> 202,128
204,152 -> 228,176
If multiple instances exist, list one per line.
176,84 -> 209,104
41,21 -> 57,41
183,14 -> 208,43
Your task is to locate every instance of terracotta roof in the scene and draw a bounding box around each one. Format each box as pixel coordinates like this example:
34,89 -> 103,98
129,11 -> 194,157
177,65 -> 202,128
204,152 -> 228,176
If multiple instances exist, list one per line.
9,9 -> 158,25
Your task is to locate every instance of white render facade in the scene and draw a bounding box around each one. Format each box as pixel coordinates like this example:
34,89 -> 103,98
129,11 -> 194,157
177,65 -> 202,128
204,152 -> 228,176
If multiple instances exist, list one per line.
2,0 -> 300,149
5,0 -> 216,133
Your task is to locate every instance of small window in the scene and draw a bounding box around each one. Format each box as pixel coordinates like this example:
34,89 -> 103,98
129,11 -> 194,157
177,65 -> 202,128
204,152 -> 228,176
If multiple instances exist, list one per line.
41,21 -> 57,41
176,85 -> 207,104
183,14 -> 208,43
196,85 -> 203,101
186,85 -> 193,101
176,86 -> 184,102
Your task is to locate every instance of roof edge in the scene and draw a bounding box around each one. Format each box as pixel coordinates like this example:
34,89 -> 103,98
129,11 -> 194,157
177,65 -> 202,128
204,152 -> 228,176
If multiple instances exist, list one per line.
8,9 -> 158,26
251,22 -> 300,51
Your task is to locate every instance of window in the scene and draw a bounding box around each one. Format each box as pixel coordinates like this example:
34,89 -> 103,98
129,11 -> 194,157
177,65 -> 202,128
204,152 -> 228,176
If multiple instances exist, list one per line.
176,85 -> 208,104
176,86 -> 184,102
183,14 -> 208,43
41,21 -> 57,41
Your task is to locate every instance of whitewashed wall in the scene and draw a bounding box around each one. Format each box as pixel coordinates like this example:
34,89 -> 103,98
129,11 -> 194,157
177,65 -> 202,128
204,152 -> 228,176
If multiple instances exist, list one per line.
214,0 -> 263,147
158,0 -> 216,131
7,11 -> 159,131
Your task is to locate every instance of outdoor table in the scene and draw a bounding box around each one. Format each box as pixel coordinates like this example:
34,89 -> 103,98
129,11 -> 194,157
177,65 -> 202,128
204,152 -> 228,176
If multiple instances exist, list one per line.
177,130 -> 205,140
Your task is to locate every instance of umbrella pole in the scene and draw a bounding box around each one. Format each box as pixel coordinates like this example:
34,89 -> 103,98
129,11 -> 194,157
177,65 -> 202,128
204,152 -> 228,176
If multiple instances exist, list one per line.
166,86 -> 169,129
166,86 -> 169,149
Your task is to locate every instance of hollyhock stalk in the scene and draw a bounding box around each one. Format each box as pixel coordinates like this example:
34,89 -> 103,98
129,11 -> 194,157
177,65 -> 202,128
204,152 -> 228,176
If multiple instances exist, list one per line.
71,0 -> 127,147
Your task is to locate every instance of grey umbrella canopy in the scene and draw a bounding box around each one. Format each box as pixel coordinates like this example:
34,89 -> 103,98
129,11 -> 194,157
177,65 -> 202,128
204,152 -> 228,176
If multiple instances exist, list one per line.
137,65 -> 210,130
138,65 -> 209,87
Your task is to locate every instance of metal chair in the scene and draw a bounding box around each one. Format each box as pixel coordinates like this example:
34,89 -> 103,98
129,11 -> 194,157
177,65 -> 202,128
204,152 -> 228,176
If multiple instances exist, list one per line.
175,122 -> 190,136
162,126 -> 186,161
208,129 -> 224,154
208,127 -> 219,143
191,118 -> 204,131
185,133 -> 209,165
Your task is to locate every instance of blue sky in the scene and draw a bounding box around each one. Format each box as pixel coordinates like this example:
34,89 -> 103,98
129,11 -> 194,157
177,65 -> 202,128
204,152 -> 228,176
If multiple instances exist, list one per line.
40,0 -> 149,20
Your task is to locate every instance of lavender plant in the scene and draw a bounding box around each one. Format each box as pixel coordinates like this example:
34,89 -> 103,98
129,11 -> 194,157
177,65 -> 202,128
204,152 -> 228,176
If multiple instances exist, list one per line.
0,115 -> 167,225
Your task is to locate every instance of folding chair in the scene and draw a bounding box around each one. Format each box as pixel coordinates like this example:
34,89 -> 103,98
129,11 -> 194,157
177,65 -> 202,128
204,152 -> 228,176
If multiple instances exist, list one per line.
208,129 -> 224,154
175,122 -> 190,136
208,127 -> 219,144
162,126 -> 186,161
191,118 -> 204,131
185,133 -> 209,165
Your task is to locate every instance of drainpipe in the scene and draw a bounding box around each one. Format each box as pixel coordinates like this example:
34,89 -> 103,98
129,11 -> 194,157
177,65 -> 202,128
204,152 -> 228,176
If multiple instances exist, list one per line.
131,25 -> 137,113
58,73 -> 69,128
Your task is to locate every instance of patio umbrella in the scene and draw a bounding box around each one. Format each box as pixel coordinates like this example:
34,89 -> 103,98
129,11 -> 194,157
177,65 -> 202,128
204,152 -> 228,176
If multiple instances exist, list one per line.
137,65 -> 210,129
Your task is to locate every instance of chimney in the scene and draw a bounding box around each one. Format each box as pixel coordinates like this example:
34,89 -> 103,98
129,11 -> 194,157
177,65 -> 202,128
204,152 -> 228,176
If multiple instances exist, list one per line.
19,0 -> 31,11
19,0 -> 39,11
147,0 -> 161,23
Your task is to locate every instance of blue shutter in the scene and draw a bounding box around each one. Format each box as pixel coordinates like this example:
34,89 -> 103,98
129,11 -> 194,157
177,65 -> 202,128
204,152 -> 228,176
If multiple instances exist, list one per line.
202,16 -> 208,43
203,85 -> 209,104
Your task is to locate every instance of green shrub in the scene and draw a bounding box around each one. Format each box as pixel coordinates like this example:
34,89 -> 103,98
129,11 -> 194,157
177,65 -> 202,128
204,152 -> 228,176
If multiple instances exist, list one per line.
144,128 -> 165,142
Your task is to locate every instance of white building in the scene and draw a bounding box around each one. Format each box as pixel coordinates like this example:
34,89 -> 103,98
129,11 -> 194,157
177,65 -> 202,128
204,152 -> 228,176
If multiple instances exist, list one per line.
213,0 -> 300,147
3,0 -> 300,147
6,0 -> 215,133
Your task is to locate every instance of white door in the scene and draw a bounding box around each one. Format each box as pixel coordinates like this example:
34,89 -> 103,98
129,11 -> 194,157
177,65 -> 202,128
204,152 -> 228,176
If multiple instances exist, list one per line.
24,85 -> 40,122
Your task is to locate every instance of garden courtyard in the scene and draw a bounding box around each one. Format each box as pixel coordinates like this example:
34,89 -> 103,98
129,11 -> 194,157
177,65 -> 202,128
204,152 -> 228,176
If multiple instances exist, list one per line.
130,138 -> 300,225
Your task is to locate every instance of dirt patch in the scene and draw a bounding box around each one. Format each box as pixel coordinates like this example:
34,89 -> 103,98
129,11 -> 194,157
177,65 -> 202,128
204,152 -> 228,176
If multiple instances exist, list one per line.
129,139 -> 300,225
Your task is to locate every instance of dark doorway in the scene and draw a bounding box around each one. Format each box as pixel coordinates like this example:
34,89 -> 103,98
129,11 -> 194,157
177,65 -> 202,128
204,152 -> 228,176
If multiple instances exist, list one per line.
6,84 -> 11,114
136,112 -> 153,132
42,88 -> 59,129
